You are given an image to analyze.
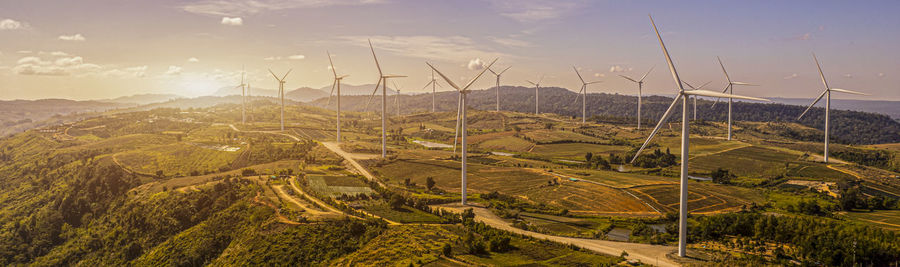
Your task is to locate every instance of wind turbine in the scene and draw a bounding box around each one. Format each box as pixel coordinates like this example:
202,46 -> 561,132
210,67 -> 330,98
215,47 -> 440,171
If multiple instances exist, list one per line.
393,81 -> 402,117
632,15 -> 770,258
268,69 -> 292,131
797,54 -> 868,163
366,39 -> 406,158
682,81 -> 711,121
235,66 -> 247,124
489,66 -> 511,112
428,58 -> 498,205
526,75 -> 544,114
421,69 -> 442,112
327,51 -> 349,143
572,66 -> 601,124
712,57 -> 758,140
247,82 -> 252,122
619,67 -> 654,129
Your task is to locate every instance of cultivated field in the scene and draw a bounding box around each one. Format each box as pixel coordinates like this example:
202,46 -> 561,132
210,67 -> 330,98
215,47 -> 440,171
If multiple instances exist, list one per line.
841,210 -> 900,231
307,175 -> 374,197
629,182 -> 764,214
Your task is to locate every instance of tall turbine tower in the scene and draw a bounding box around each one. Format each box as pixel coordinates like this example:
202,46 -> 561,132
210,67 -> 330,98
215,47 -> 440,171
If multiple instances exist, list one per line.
572,66 -> 602,124
712,57 -> 757,140
633,15 -> 770,258
366,39 -> 406,158
619,67 -> 654,129
526,75 -> 544,114
489,66 -> 511,112
682,81 -> 711,121
428,58 -> 498,205
234,66 -> 247,124
797,54 -> 868,163
393,81 -> 402,117
247,82 -> 252,122
420,69 -> 442,112
327,51 -> 349,143
268,69 -> 292,131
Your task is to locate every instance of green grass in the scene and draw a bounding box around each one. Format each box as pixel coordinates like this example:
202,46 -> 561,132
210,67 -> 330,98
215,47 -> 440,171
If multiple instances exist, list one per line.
477,136 -> 533,152
307,175 -> 374,197
841,210 -> 900,231
530,143 -> 631,161
116,142 -> 240,176
689,146 -> 854,181
353,200 -> 444,223
521,129 -> 603,144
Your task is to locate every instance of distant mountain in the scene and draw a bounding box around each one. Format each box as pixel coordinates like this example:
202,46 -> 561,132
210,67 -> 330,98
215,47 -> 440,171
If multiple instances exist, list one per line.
104,93 -> 183,105
285,87 -> 329,102
312,83 -> 396,96
212,84 -> 396,103
309,86 -> 900,145
213,86 -> 278,98
0,99 -> 132,137
768,97 -> 900,121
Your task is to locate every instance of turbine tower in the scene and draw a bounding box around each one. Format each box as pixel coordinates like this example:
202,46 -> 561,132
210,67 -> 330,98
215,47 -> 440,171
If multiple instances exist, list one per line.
247,82 -> 252,122
393,81 -> 402,117
428,58 -> 498,205
420,69 -> 442,112
489,66 -> 511,112
797,54 -> 868,163
633,15 -> 770,258
619,67 -> 654,129
268,69 -> 292,131
235,66 -> 247,124
327,51 -> 349,143
526,75 -> 544,114
682,81 -> 711,121
366,39 -> 406,158
572,66 -> 601,124
712,57 -> 757,140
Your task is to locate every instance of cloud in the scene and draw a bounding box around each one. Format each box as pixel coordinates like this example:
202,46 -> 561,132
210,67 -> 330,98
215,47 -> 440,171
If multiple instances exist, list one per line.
103,65 -> 148,78
783,73 -> 798,80
467,58 -> 486,70
487,36 -> 533,48
12,53 -> 99,76
843,73 -> 853,78
165,66 -> 183,75
183,0 -> 384,16
187,57 -> 200,63
0,19 -> 25,30
58,34 -> 86,41
287,54 -> 305,60
263,56 -> 281,61
220,17 -> 243,26
593,73 -> 605,78
487,0 -> 580,23
263,55 -> 304,60
608,65 -> 632,72
337,35 -> 510,62
796,33 -> 811,41
877,72 -> 885,78
16,50 -> 32,54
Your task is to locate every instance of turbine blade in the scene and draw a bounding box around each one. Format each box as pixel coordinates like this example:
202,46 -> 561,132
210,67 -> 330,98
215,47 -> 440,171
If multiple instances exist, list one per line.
327,79 -> 336,105
731,81 -> 757,86
369,39 -> 382,76
797,89 -> 828,120
619,75 -> 638,83
453,92 -> 462,154
499,66 -> 511,75
572,85 -> 585,105
684,89 -> 770,102
427,62 -> 462,90
421,80 -> 434,90
717,56 -> 732,84
461,58 -> 499,91
649,15 -> 686,92
631,94 -> 683,163
587,81 -> 602,84
364,78 -> 382,111
830,88 -> 869,95
488,68 -> 498,75
268,69 -> 279,80
538,75 -> 544,85
281,69 -> 292,80
697,81 -> 712,90
526,80 -> 537,86
573,66 -> 585,84
813,53 -> 829,90
638,66 -> 655,82
327,51 -> 338,77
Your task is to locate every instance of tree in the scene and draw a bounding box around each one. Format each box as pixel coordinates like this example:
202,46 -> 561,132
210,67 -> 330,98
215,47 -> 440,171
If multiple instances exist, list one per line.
389,194 -> 405,210
404,178 -> 411,187
426,177 -> 435,191
711,168 -> 736,184
584,152 -> 593,162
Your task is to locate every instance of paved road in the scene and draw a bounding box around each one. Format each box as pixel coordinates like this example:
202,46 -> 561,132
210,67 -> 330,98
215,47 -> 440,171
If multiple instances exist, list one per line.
436,204 -> 679,267
320,141 -> 385,187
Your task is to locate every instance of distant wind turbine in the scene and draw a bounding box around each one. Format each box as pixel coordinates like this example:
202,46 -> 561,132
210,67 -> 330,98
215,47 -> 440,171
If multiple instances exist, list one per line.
682,80 -> 711,121
797,54 -> 868,163
489,66 -> 511,112
268,69 -> 292,131
428,58 -> 498,205
393,81 -> 402,117
421,69 -> 442,112
526,75 -> 544,114
572,66 -> 602,124
235,66 -> 247,124
326,51 -> 349,143
712,57 -> 758,140
633,15 -> 770,258
366,39 -> 406,158
619,67 -> 654,129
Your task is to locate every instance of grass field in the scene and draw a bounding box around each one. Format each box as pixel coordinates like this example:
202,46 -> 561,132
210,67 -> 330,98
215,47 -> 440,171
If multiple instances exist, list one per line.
841,210 -> 900,231
555,169 -> 675,188
517,212 -> 611,238
521,129 -> 603,144
352,200 -> 444,223
629,182 -> 764,214
306,175 -> 374,197
530,143 -> 631,161
116,142 -> 240,176
689,146 -> 855,180
475,136 -> 533,152
331,225 -> 455,266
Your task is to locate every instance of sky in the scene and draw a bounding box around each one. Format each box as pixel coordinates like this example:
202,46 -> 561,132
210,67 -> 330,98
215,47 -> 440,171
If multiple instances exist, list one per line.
1,0 -> 898,101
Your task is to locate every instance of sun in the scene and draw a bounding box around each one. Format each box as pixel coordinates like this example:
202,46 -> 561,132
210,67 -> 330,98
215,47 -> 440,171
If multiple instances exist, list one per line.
178,75 -> 221,97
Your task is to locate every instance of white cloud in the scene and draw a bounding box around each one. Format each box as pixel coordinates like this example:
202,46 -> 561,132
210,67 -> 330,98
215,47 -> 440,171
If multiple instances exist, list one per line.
220,17 -> 243,26
58,34 -> 86,41
187,57 -> 200,62
608,65 -> 632,72
47,51 -> 69,56
12,53 -> 98,76
487,36 -> 533,48
165,66 -> 183,75
487,0 -> 580,23
263,56 -> 282,61
593,73 -> 605,77
0,19 -> 25,30
183,0 -> 384,16
16,50 -> 32,54
467,58 -> 485,70
338,35 -> 510,62
287,54 -> 305,60
104,65 -> 148,78
783,73 -> 799,80
54,56 -> 84,67
877,72 -> 885,78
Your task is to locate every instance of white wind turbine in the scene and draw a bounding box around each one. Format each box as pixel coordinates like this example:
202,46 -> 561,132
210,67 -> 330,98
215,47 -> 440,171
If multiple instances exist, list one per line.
632,15 -> 770,258
572,66 -> 602,124
619,67 -> 654,129
682,81 -> 712,121
428,58 -> 498,205
526,75 -> 544,114
365,39 -> 406,158
489,66 -> 511,112
711,57 -> 758,140
393,81 -> 402,117
327,51 -> 349,143
421,69 -> 442,113
797,54 -> 868,163
268,69 -> 292,131
234,66 -> 247,124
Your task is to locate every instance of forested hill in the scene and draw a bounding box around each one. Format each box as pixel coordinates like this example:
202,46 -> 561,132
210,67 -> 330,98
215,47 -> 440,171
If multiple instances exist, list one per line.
308,86 -> 900,145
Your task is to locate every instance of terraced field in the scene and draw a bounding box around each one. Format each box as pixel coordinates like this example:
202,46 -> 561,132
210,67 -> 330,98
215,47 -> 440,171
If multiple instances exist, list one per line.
841,210 -> 900,231
629,182 -> 764,214
689,145 -> 855,180
521,129 -> 603,144
530,143 -> 631,160
555,169 -> 675,188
